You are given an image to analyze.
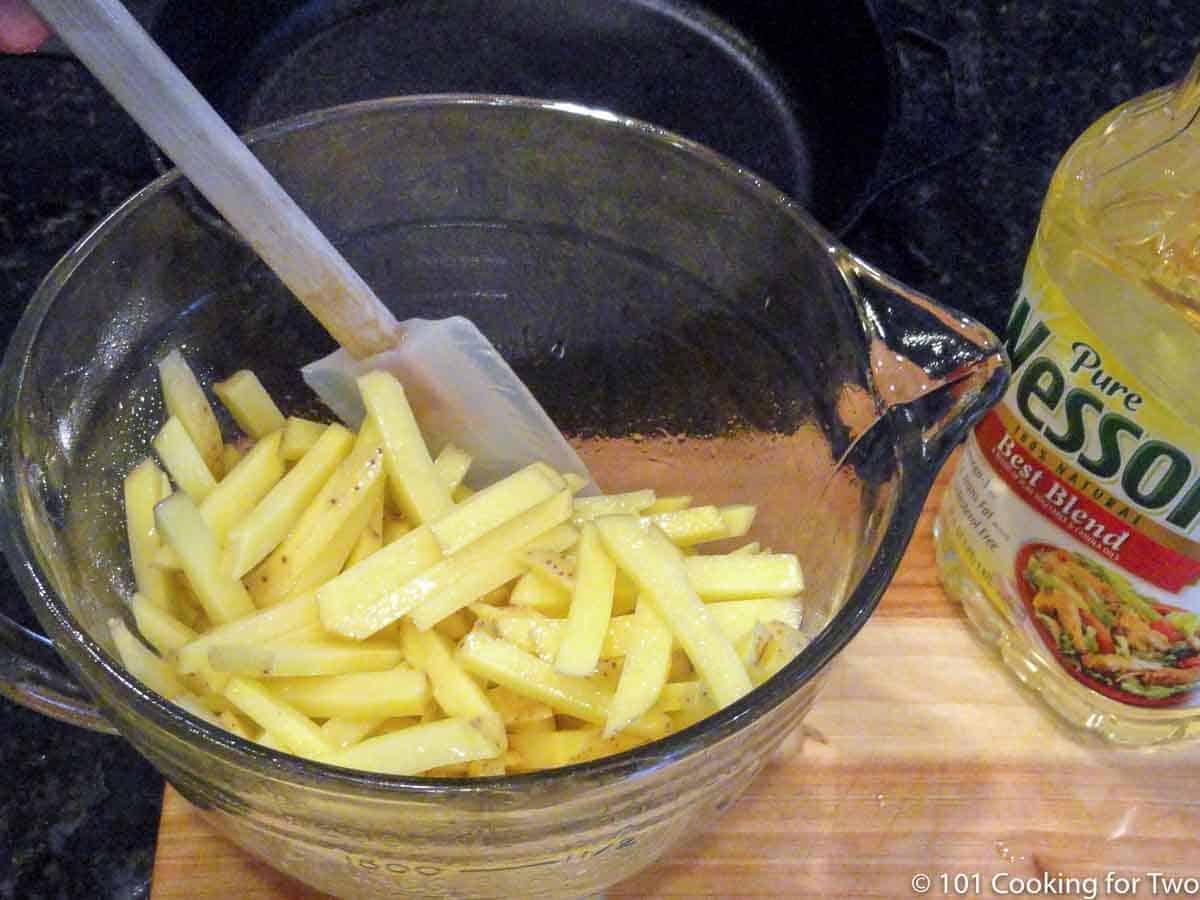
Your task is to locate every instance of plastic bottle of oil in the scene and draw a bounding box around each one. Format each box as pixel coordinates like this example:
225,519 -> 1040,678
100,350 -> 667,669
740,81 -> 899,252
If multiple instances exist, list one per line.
934,53 -> 1200,745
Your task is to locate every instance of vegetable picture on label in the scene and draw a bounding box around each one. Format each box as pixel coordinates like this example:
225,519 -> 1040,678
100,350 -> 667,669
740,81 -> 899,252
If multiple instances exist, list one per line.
1017,543 -> 1200,706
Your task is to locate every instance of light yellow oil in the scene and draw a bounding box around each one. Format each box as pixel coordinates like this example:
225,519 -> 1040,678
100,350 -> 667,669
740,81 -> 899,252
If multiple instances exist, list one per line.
935,56 -> 1200,745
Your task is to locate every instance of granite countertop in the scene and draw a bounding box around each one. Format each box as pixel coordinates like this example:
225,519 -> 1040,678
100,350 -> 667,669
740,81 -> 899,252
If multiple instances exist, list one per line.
1,2 -> 1198,897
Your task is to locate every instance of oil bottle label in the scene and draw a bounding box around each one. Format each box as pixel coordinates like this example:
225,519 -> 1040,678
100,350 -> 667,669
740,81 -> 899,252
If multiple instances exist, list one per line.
942,252 -> 1200,708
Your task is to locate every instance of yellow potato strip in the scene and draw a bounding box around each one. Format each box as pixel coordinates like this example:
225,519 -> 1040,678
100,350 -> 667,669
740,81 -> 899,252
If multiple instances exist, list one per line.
223,676 -> 331,759
175,592 -> 319,674
316,525 -> 444,639
280,417 -> 327,461
153,416 -> 218,501
270,667 -> 429,719
456,630 -> 613,725
432,443 -> 472,493
199,431 -> 285,543
357,370 -> 453,524
213,370 -> 286,439
430,462 -> 562,555
109,618 -> 184,699
555,522 -> 616,676
409,491 -> 574,630
402,622 -> 506,749
223,423 -> 355,577
208,639 -> 403,677
250,437 -> 386,604
324,717 -> 501,776
123,459 -> 177,612
595,515 -> 752,708
130,592 -> 197,656
683,553 -> 804,600
154,492 -> 255,625
158,348 -> 224,478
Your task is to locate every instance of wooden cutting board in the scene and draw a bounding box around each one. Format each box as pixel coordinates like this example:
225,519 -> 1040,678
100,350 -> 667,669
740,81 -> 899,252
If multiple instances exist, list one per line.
151,462 -> 1200,899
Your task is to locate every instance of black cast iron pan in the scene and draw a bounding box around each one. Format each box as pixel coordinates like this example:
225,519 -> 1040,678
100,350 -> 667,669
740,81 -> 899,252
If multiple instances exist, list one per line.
148,0 -> 968,233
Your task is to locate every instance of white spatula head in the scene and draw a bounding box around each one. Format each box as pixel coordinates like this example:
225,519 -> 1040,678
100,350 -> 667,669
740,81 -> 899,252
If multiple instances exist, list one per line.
303,317 -> 591,489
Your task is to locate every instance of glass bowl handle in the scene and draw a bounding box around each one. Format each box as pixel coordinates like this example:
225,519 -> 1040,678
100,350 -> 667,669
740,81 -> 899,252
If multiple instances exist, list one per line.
0,608 -> 116,733
841,251 -> 1011,465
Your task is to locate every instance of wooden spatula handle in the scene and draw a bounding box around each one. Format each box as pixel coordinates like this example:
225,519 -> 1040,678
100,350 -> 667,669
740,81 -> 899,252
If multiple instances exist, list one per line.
30,0 -> 401,359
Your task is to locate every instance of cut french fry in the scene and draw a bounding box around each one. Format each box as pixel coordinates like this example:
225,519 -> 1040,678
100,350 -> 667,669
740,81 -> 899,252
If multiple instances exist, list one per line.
401,622 -> 505,749
219,709 -> 257,740
456,630 -> 613,726
358,370 -> 453,524
223,676 -> 331,760
527,523 -> 580,554
223,423 -> 355,577
718,504 -> 756,538
324,717 -> 501,776
605,600 -> 672,737
708,598 -> 803,649
487,685 -> 556,731
595,515 -> 752,708
280,417 -> 327,461
729,541 -> 761,556
208,639 -> 403,677
213,370 -> 286,439
109,618 -> 183,699
737,621 -> 809,687
434,608 -> 473,641
270,667 -> 429,719
572,489 -> 656,522
433,443 -> 472,493
521,548 -> 575,591
640,505 -> 731,546
408,493 -> 574,630
467,756 -> 508,777
153,416 -> 219,501
123,458 -> 177,612
175,592 -> 319,675
158,349 -> 224,478
316,525 -> 444,639
430,462 -> 563,555
344,486 -> 385,570
555,523 -> 616,676
320,717 -> 385,750
250,435 -> 385,604
571,730 -> 652,764
199,431 -> 286,543
509,729 -> 599,771
644,495 -> 692,514
155,492 -> 255,625
509,570 -> 573,616
130,592 -> 197,656
683,553 -> 804,600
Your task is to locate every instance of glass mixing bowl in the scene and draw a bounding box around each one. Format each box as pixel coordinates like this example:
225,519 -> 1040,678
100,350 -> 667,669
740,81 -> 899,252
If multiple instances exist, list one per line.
0,96 -> 1006,898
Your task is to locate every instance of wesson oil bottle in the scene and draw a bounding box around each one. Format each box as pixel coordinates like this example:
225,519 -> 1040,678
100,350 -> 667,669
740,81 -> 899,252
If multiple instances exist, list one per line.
934,53 -> 1200,744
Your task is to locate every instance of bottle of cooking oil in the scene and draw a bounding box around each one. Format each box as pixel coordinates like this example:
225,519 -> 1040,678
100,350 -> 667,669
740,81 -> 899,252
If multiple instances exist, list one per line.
934,53 -> 1200,745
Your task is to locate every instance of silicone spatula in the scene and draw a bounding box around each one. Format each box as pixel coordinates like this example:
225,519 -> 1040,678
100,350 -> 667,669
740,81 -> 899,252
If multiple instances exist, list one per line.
29,0 -> 591,488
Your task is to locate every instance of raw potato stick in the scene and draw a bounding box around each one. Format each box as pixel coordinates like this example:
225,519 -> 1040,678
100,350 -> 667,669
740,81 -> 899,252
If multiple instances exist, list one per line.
213,370 -> 287,438
324,716 -> 501,776
357,370 -> 453,524
154,492 -> 255,625
223,423 -> 355,577
157,349 -> 224,478
123,459 -> 177,612
605,599 -> 672,737
153,416 -> 218,500
555,522 -> 617,676
595,515 -> 753,707
199,431 -> 286,543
